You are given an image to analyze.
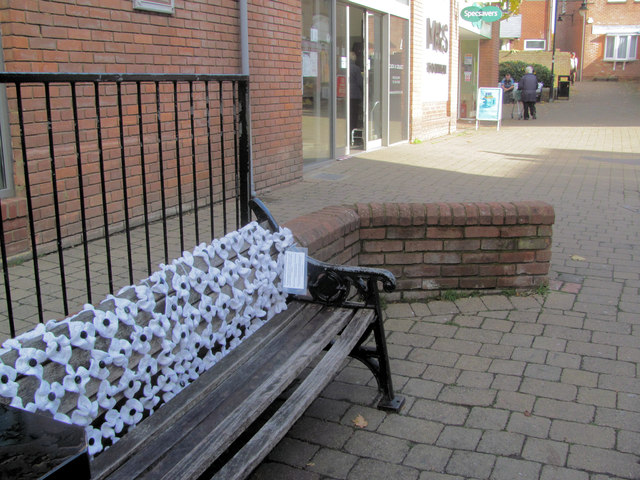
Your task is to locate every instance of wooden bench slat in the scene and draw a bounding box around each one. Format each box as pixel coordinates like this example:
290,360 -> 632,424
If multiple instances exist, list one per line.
92,301 -> 317,479
154,305 -> 357,480
2,201 -> 403,480
100,303 -> 359,480
212,308 -> 376,480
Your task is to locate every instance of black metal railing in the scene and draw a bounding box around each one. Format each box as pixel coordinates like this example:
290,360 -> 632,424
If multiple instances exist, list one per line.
0,72 -> 251,338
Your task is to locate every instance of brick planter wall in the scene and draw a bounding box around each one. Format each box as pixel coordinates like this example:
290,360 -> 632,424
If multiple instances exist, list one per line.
284,201 -> 554,301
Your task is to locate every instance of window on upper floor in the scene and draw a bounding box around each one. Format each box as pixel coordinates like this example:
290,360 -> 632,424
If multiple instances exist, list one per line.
133,0 -> 174,14
0,81 -> 12,198
604,35 -> 638,61
524,39 -> 546,50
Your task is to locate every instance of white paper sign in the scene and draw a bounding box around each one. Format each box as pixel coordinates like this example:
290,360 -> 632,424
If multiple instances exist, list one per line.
283,247 -> 308,295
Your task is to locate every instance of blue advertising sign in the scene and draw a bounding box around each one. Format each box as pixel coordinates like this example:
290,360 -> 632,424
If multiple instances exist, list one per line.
476,87 -> 503,131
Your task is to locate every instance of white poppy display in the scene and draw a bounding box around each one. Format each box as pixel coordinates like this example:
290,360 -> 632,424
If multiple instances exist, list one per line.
0,222 -> 295,456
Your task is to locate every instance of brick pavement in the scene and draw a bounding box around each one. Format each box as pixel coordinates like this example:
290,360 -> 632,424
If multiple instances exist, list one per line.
1,81 -> 638,478
251,81 -> 640,479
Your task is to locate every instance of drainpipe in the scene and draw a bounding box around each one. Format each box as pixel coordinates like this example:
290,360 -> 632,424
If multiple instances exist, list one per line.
240,0 -> 250,76
239,0 -> 255,196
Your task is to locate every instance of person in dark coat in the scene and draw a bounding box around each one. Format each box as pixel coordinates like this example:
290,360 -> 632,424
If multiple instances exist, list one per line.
349,51 -> 363,140
520,66 -> 538,120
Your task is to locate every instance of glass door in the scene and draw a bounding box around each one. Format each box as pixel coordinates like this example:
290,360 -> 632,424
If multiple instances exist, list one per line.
335,3 -> 348,157
302,3 -> 409,162
348,6 -> 365,151
459,40 -> 478,119
302,0 -> 331,163
389,15 -> 408,144
366,11 -> 383,149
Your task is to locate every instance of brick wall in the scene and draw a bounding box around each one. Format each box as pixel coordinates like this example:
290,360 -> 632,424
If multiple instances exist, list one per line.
410,102 -> 452,140
479,22 -> 501,87
285,205 -> 362,267
248,0 -> 302,191
285,201 -> 554,301
555,2 -> 585,62
582,0 -> 640,80
0,0 -> 302,254
511,0 -> 550,51
0,197 -> 29,257
511,0 -> 640,81
0,0 -> 243,73
0,0 -> 303,189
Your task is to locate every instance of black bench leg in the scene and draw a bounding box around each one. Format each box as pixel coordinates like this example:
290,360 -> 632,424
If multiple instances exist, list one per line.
350,281 -> 405,412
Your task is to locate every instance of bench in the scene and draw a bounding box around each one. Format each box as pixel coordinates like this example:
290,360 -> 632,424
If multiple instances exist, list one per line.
0,198 -> 404,479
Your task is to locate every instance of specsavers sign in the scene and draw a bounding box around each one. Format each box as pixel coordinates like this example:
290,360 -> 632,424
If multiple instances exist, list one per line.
460,5 -> 503,25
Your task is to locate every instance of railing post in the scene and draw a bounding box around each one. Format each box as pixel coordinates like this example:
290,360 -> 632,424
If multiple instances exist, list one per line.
237,78 -> 251,226
0,72 -> 252,338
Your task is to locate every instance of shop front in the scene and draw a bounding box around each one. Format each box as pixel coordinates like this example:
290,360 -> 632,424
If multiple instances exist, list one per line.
302,0 -> 410,164
458,2 -> 495,120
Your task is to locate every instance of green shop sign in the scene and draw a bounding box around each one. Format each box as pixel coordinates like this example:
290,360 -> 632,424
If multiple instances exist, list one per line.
460,5 -> 503,25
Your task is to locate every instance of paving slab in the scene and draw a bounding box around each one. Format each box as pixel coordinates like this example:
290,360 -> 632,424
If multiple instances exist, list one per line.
251,81 -> 640,478
3,79 -> 639,479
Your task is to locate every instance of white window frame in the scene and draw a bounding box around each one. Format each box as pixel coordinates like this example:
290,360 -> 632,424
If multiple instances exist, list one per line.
133,0 -> 174,14
524,39 -> 546,50
0,33 -> 13,198
604,34 -> 638,61
0,96 -> 13,198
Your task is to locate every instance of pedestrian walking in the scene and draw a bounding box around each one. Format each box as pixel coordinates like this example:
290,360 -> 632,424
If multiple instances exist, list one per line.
520,66 -> 538,120
570,52 -> 579,85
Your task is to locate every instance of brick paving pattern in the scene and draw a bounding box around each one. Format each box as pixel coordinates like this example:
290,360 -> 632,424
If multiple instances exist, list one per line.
250,81 -> 640,479
2,81 -> 639,478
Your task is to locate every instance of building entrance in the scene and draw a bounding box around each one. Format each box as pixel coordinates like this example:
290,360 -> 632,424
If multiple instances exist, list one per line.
302,1 -> 409,165
459,40 -> 479,119
335,5 -> 382,156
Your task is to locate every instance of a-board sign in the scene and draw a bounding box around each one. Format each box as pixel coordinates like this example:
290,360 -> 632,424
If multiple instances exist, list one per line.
476,87 -> 503,131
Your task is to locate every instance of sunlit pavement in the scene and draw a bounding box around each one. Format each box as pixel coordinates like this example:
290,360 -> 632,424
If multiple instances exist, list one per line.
253,80 -> 640,479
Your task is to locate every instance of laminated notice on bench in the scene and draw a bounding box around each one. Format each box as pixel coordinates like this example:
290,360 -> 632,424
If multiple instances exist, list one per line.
283,247 -> 308,295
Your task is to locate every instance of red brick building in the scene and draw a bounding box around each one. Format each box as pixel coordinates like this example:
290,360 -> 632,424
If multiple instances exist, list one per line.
507,0 -> 639,80
579,0 -> 640,80
0,0 -> 504,256
0,0 -> 303,256
511,0 -> 552,51
0,0 -> 303,194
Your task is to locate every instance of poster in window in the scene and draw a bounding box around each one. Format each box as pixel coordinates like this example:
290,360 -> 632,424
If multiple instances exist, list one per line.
302,51 -> 318,78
